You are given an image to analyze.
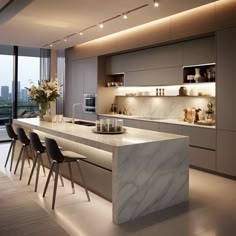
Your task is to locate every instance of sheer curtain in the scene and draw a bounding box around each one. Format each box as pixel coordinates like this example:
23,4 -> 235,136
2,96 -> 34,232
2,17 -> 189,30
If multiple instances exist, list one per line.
40,48 -> 50,81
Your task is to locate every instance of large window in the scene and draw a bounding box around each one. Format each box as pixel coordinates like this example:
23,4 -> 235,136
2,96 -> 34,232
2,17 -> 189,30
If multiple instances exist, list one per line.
0,47 -> 14,127
18,47 -> 40,116
0,46 -> 43,142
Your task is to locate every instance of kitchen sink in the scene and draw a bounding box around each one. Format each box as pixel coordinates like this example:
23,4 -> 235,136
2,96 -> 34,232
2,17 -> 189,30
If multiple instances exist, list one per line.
66,120 -> 96,126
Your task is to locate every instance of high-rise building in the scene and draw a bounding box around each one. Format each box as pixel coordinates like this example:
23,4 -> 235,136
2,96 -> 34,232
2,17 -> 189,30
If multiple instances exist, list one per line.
1,86 -> 9,101
20,88 -> 28,102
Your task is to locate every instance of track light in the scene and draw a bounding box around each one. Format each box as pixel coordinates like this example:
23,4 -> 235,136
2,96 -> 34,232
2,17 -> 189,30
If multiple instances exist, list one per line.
122,13 -> 128,19
154,0 -> 159,7
99,23 -> 104,28
49,43 -> 53,47
79,32 -> 83,36
64,38 -> 67,42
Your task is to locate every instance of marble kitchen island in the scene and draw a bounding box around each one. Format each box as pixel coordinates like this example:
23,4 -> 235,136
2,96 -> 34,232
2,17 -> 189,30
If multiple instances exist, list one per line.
13,118 -> 189,224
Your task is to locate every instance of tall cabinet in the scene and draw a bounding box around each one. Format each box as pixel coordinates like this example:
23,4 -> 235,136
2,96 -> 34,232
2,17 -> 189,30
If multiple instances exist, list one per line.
65,57 -> 98,121
216,27 -> 236,176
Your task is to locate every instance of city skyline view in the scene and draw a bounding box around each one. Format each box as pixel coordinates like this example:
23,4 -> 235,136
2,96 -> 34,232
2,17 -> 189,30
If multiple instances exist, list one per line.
0,55 -> 40,96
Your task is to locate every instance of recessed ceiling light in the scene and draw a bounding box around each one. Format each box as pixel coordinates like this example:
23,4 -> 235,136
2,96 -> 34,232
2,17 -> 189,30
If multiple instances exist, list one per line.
154,0 -> 159,7
122,13 -> 128,19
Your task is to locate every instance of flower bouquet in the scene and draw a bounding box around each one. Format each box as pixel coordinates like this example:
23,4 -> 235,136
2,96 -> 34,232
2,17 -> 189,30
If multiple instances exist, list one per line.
26,79 -> 61,120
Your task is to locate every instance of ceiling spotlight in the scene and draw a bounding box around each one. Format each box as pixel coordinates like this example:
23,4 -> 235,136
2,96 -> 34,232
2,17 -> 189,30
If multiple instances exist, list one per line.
49,43 -> 53,47
122,13 -> 128,19
79,32 -> 83,36
154,0 -> 159,7
99,23 -> 104,29
64,38 -> 67,42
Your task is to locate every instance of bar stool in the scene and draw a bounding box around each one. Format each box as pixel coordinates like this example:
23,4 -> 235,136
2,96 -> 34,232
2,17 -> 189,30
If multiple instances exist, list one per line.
27,132 -> 64,192
43,137 -> 90,209
5,124 -> 18,171
14,127 -> 32,180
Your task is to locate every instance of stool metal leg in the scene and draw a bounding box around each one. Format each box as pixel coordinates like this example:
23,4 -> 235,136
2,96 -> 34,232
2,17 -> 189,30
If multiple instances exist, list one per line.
34,154 -> 42,192
52,162 -> 59,210
14,146 -> 24,175
68,162 -> 75,194
76,161 -> 90,201
10,140 -> 16,171
28,152 -> 39,185
43,161 -> 55,197
5,140 -> 13,168
26,146 -> 31,168
40,156 -> 46,176
19,147 -> 26,180
46,151 -> 64,187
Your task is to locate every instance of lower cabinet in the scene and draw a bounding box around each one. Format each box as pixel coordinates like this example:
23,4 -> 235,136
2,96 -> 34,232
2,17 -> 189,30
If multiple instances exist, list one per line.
217,130 -> 236,177
159,123 -> 182,135
189,146 -> 216,171
98,115 -> 219,172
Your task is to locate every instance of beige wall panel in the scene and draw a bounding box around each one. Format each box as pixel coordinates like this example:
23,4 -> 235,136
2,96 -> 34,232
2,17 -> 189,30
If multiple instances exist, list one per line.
66,1 -> 236,60
170,4 -> 215,40
69,18 -> 171,60
215,0 -> 236,30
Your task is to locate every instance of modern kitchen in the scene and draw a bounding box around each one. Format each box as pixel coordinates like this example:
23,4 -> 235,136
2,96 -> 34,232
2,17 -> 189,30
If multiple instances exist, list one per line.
0,0 -> 236,236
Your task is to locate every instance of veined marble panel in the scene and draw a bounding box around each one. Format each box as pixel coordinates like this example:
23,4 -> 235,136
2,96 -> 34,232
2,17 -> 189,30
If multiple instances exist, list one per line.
112,138 -> 189,224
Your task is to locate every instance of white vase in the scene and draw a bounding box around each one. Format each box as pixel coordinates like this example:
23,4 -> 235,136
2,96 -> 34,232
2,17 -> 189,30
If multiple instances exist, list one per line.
194,68 -> 201,83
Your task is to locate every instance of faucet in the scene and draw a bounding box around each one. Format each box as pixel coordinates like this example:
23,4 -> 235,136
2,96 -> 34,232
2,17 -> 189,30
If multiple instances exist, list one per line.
72,103 -> 83,124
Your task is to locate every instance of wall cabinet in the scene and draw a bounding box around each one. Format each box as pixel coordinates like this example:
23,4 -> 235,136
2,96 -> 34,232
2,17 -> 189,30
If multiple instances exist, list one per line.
125,69 -> 162,86
160,67 -> 183,85
106,36 -> 215,87
182,36 -> 216,66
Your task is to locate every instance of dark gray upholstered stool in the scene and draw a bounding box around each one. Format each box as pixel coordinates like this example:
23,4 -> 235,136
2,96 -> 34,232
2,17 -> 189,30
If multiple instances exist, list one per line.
14,127 -> 32,180
5,124 -> 18,171
43,137 -> 90,209
28,132 -> 64,192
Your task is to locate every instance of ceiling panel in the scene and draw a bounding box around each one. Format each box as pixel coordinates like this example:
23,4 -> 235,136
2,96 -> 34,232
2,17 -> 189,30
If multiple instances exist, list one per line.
0,0 -> 218,49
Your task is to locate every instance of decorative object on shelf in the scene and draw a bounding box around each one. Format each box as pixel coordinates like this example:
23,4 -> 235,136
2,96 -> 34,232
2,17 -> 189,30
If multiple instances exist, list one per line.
194,68 -> 201,83
183,63 -> 216,83
179,86 -> 188,96
26,79 -> 61,121
190,87 -> 198,96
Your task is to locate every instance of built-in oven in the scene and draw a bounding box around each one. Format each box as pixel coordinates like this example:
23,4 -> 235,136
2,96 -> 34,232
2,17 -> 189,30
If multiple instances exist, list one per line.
83,94 -> 96,113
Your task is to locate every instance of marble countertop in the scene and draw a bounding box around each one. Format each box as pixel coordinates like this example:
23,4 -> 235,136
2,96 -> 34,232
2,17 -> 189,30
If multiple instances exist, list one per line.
13,118 -> 187,152
98,113 -> 216,129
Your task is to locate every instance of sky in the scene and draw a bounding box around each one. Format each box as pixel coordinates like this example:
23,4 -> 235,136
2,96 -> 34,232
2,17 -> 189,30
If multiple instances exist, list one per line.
0,55 -> 40,95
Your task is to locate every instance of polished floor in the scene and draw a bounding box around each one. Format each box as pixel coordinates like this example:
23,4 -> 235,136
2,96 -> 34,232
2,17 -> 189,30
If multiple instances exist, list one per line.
1,142 -> 236,236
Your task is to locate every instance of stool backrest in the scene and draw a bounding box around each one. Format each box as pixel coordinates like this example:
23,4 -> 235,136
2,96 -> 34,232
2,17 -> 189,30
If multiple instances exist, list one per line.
45,137 -> 64,162
29,132 -> 45,153
16,127 -> 30,145
6,124 -> 18,139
